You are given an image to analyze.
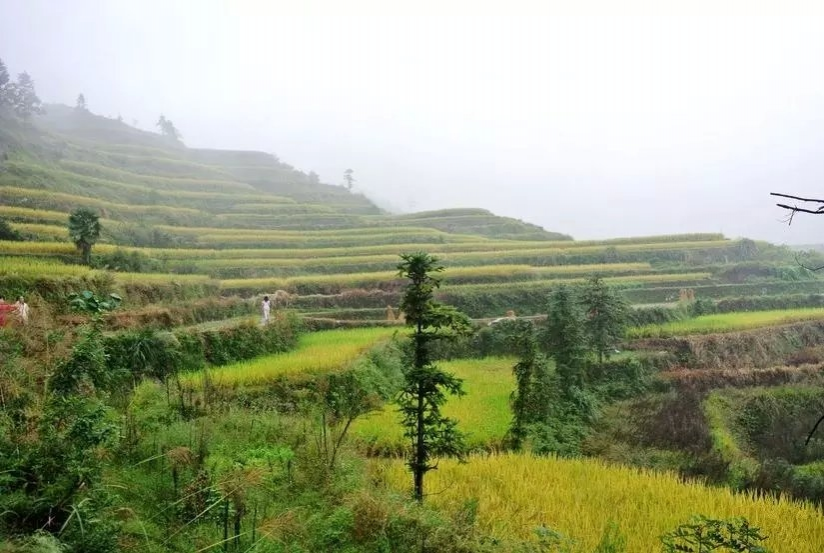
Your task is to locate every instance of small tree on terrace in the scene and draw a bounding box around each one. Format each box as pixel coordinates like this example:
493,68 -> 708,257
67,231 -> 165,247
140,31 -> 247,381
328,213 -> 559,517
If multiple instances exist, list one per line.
579,276 -> 628,363
76,93 -> 87,111
157,114 -> 182,142
397,252 -> 472,502
68,208 -> 101,265
343,168 -> 355,190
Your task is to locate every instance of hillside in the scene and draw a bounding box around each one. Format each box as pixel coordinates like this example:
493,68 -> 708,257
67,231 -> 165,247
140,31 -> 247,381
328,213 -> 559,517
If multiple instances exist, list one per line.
0,104 -> 569,240
4,104 -> 816,322
6,92 -> 824,553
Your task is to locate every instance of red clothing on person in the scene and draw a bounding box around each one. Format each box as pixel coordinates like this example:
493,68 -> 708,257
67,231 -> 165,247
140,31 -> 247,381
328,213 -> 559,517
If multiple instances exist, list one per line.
0,304 -> 15,327
0,303 -> 17,326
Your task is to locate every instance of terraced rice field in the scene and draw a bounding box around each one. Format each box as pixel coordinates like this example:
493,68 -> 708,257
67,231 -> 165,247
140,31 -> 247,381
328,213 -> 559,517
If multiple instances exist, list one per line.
0,255 -> 213,286
0,256 -> 101,277
628,308 -> 824,338
0,120 -> 814,322
179,326 -> 399,388
381,453 -> 824,553
352,357 -> 517,452
10,223 -> 70,240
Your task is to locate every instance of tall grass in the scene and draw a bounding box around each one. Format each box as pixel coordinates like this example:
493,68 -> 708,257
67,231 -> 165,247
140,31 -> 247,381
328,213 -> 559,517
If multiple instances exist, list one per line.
628,308 -> 824,338
381,453 -> 824,553
179,327 -> 399,388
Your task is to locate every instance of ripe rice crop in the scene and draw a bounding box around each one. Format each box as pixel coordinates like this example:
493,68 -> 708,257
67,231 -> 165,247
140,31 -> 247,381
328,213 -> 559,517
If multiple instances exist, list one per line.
0,185 -> 206,218
149,190 -> 295,203
0,240 -> 78,256
11,223 -> 69,240
219,271 -> 712,295
218,273 -> 391,293
380,453 -> 824,552
224,203 -> 337,214
68,148 -> 234,180
628,308 -> 824,338
352,356 -> 516,453
59,159 -> 255,192
0,240 -> 121,256
0,256 -> 213,284
179,326 -> 399,388
443,272 -> 713,293
153,225 -> 463,238
0,206 -> 67,224
0,256 -> 99,277
1,186 -> 113,210
189,241 -> 729,270
112,272 -> 214,285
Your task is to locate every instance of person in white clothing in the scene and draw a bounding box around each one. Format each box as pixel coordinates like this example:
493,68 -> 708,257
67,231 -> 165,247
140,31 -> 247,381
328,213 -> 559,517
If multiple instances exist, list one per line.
262,295 -> 271,325
15,296 -> 29,324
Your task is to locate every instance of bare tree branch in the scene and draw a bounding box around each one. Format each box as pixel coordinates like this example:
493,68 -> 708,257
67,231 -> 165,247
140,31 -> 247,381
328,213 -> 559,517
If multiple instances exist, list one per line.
772,192 -> 824,446
771,192 -> 824,226
776,203 -> 824,215
807,414 -> 824,445
771,192 -> 824,204
793,252 -> 824,272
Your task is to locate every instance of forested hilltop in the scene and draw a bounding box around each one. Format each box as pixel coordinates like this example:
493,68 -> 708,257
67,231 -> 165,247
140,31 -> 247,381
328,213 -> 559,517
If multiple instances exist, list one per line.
4,63 -> 824,553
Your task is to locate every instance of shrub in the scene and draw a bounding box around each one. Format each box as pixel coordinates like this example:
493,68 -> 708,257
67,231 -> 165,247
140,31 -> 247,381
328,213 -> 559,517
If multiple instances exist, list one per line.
660,515 -> 769,553
0,217 -> 23,241
104,311 -> 302,384
91,248 -> 163,272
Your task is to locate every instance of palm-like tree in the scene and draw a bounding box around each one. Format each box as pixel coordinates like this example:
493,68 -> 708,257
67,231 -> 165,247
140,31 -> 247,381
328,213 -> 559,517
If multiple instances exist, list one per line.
68,208 -> 101,265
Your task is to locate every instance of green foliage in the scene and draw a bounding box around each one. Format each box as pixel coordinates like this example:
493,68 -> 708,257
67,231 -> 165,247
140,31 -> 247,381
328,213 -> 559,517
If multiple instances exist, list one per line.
67,290 -> 122,316
0,217 -> 23,241
67,208 -> 101,265
0,57 -> 9,104
91,248 -> 162,272
543,285 -> 587,392
199,314 -> 300,366
533,525 -> 577,552
48,326 -> 111,394
397,252 -> 472,501
660,515 -> 769,553
428,318 -> 541,360
593,522 -> 627,553
7,71 -> 42,118
104,312 -> 301,386
343,168 -> 355,190
507,321 -> 551,449
314,364 -> 388,472
156,114 -> 182,143
580,276 -> 629,363
0,319 -> 119,551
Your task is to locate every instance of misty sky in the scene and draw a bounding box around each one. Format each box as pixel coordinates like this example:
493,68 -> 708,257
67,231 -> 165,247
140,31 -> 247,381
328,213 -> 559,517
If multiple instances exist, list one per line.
3,2 -> 824,243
